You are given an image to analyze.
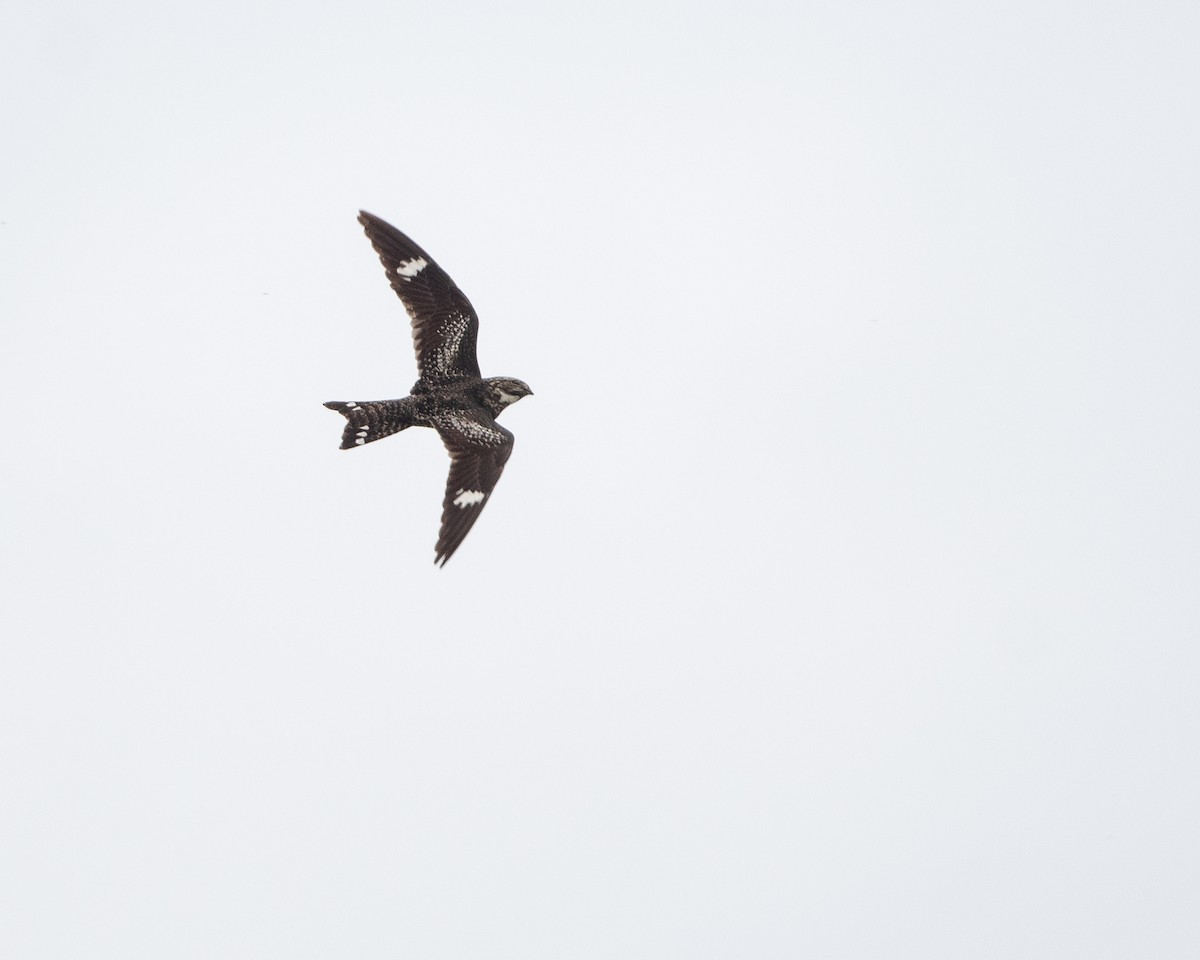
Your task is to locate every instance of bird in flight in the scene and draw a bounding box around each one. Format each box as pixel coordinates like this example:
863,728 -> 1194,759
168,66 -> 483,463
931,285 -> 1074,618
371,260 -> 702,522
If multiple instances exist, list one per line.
325,211 -> 532,566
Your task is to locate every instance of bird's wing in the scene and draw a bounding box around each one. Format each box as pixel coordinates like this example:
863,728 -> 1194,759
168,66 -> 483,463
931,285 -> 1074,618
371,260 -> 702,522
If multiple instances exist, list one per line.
358,211 -> 481,381
431,411 -> 515,566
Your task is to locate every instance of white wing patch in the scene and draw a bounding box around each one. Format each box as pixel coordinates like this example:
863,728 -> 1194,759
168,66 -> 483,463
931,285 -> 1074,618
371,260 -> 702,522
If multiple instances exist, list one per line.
396,257 -> 428,278
453,489 -> 486,508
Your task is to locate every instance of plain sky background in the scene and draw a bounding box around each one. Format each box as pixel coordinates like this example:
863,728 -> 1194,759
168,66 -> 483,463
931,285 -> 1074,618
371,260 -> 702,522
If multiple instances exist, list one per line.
3,1 -> 1199,957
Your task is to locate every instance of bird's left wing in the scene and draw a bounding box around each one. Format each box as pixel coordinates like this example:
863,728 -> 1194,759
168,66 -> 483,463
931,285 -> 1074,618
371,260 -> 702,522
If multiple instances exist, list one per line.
430,411 -> 514,566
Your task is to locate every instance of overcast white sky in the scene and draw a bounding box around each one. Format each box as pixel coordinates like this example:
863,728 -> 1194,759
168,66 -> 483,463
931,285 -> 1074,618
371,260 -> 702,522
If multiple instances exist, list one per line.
3,1 -> 1200,957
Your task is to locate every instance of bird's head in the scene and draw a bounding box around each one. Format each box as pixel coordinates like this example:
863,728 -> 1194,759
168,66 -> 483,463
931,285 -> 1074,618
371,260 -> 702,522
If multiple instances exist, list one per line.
484,377 -> 533,416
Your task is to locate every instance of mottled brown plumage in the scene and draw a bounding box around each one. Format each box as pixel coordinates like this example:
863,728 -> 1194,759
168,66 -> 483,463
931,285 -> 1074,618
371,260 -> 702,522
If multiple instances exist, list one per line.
324,211 -> 532,566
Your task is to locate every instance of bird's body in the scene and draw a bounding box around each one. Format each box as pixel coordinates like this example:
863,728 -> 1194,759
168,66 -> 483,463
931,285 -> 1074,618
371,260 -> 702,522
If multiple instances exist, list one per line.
325,212 -> 532,566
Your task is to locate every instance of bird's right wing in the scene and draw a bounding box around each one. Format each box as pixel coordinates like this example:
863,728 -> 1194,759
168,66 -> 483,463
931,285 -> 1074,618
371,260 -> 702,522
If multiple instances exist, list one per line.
358,211 -> 482,381
431,411 -> 514,566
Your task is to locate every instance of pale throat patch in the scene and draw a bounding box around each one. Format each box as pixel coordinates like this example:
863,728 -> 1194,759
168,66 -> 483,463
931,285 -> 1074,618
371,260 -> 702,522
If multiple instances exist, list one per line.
498,390 -> 520,405
396,257 -> 428,278
453,488 -> 485,508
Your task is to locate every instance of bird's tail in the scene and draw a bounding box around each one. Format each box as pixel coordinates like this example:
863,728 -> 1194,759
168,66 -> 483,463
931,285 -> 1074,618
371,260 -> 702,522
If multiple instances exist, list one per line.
323,398 -> 416,450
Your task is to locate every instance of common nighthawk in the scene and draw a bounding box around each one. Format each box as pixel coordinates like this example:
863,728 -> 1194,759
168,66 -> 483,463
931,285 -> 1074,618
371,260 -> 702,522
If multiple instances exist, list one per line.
325,211 -> 532,566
